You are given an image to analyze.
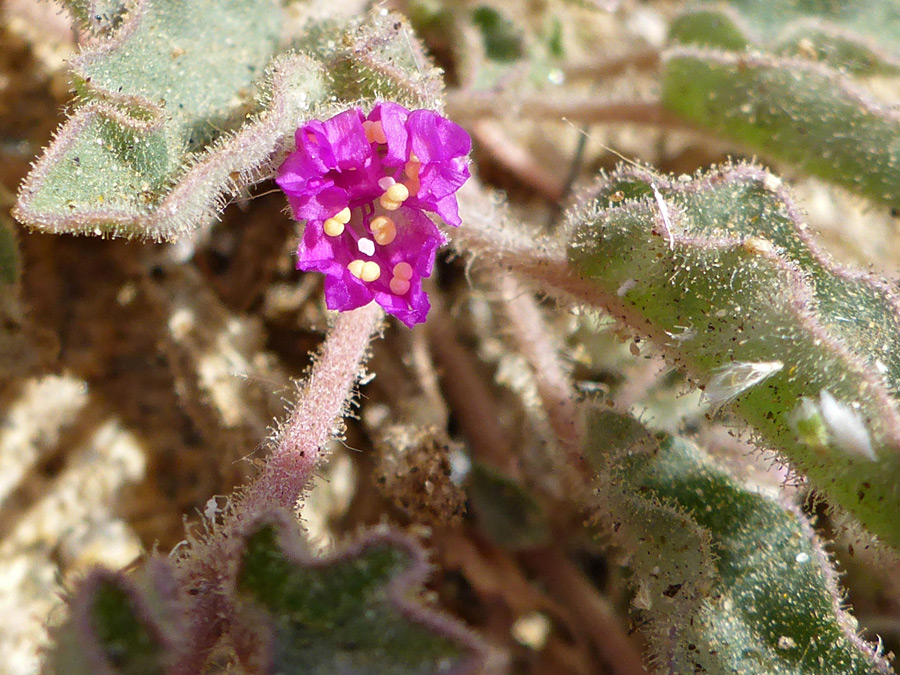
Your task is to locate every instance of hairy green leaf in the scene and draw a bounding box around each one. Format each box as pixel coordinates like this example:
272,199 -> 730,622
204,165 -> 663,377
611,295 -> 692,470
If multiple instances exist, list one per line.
14,0 -> 328,240
48,563 -> 182,675
237,515 -> 487,675
568,163 -> 900,548
587,410 -> 893,675
661,47 -> 900,208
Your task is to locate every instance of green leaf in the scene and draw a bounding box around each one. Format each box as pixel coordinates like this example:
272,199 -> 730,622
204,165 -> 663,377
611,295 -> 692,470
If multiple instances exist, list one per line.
668,8 -> 750,52
311,9 -> 447,112
670,1 -> 900,74
567,163 -> 900,548
49,563 -> 181,675
238,515 -> 487,675
664,1 -> 900,204
661,47 -> 900,208
57,0 -> 127,34
587,410 -> 893,675
14,0 -> 327,240
720,0 -> 900,56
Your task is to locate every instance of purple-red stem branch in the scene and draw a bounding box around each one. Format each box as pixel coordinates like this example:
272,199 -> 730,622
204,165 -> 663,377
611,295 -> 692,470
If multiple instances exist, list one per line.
173,303 -> 382,674
242,302 -> 383,514
498,274 -> 586,460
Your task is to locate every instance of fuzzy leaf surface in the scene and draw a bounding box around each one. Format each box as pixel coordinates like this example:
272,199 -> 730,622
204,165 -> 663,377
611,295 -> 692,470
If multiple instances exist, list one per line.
587,410 -> 893,675
237,515 -> 486,675
48,564 -> 182,675
661,47 -> 900,208
669,1 -> 900,73
568,163 -> 900,548
15,0 -> 327,240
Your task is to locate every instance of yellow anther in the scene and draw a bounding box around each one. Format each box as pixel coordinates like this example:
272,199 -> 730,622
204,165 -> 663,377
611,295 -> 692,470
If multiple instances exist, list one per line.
363,120 -> 387,144
323,218 -> 345,236
361,261 -> 381,282
348,260 -> 366,278
379,195 -> 402,211
370,216 -> 397,245
390,277 -> 411,295
334,207 -> 352,224
392,262 -> 413,280
385,182 -> 409,203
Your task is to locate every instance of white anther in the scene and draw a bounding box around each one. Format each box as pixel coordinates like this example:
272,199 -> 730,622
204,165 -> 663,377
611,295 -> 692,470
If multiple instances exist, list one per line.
378,176 -> 396,191
357,237 -> 376,256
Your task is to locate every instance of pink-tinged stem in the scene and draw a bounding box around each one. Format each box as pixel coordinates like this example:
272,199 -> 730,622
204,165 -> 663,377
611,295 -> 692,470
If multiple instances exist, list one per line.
243,302 -> 383,514
172,303 -> 383,675
498,274 -> 586,458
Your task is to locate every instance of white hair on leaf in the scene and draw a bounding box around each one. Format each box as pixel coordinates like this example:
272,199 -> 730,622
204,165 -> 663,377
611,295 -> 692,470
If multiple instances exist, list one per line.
704,360 -> 784,409
790,390 -> 876,461
817,390 -> 876,461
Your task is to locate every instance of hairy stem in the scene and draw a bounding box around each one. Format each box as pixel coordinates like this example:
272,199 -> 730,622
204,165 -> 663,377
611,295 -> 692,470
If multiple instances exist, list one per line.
171,303 -> 382,673
243,302 -> 383,514
563,47 -> 661,81
498,274 -> 586,459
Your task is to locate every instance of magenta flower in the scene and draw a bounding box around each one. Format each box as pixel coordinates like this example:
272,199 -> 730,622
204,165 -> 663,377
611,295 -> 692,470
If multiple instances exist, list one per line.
276,102 -> 471,327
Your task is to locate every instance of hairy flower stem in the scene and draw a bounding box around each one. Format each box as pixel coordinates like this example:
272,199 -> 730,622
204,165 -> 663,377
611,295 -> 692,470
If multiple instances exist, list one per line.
171,303 -> 382,674
243,302 -> 383,514
453,181 -> 612,309
564,47 -> 661,81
